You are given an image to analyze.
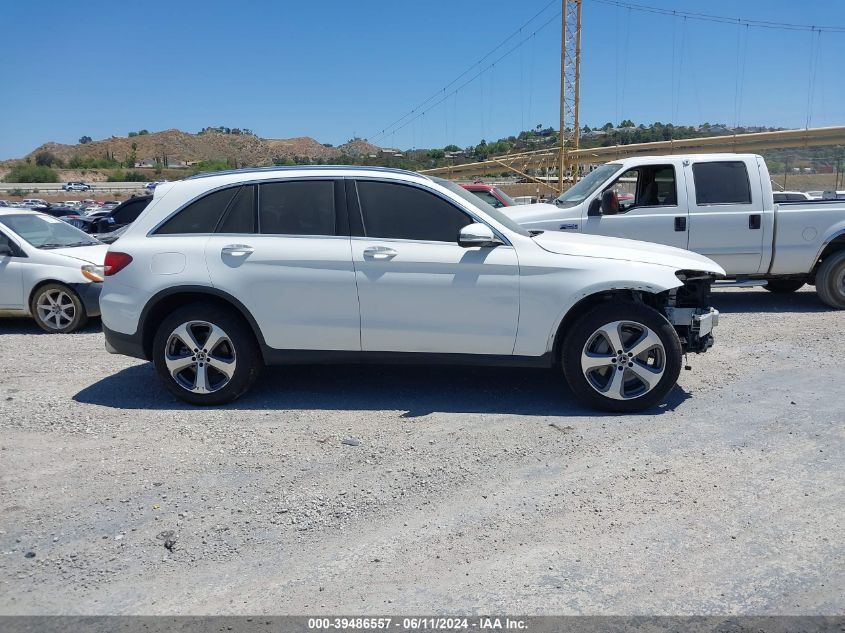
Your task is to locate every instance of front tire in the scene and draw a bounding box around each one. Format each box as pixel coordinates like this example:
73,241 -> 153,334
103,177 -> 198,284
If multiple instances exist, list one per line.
764,279 -> 805,293
152,303 -> 263,405
561,302 -> 682,412
30,283 -> 88,333
815,250 -> 845,309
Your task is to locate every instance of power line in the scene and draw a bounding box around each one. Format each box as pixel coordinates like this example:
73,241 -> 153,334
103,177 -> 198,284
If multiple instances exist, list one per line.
592,0 -> 845,33
371,11 -> 561,144
368,0 -> 558,143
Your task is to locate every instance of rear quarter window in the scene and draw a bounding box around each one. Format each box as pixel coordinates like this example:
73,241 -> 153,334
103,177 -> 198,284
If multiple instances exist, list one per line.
155,187 -> 241,234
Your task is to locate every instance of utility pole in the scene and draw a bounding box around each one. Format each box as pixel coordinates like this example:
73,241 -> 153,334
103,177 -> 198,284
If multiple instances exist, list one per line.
558,0 -> 582,194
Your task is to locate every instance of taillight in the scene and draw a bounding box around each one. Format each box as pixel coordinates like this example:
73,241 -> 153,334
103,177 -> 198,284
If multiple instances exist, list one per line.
104,251 -> 133,276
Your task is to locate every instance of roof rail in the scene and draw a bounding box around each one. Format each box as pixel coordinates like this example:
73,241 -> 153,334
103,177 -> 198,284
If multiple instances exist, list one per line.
185,165 -> 430,181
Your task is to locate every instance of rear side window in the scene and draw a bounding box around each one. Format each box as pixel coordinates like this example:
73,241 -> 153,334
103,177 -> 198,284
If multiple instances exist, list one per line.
112,198 -> 150,224
259,181 -> 336,235
356,180 -> 471,242
692,161 -> 752,205
155,188 -> 239,234
218,185 -> 256,233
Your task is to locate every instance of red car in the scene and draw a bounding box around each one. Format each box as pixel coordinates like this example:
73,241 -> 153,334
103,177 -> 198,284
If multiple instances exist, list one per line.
461,182 -> 517,208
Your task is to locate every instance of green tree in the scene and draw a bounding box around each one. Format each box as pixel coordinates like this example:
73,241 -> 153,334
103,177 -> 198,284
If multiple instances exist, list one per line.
443,144 -> 461,152
34,151 -> 60,167
79,135 -> 92,144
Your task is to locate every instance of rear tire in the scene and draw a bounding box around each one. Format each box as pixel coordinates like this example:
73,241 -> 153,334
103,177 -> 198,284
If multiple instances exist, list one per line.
561,302 -> 682,413
764,279 -> 805,293
152,303 -> 263,405
815,250 -> 845,309
30,283 -> 88,333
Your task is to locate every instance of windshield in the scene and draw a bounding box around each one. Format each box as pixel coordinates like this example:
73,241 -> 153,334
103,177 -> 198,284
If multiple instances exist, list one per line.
492,188 -> 517,206
0,213 -> 100,249
554,163 -> 622,208
433,178 -> 530,237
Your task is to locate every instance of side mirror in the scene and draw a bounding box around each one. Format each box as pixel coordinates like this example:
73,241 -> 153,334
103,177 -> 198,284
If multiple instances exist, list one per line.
600,189 -> 620,216
588,198 -> 602,217
458,223 -> 502,248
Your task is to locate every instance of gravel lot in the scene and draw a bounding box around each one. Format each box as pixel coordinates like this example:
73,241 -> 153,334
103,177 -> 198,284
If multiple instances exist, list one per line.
0,287 -> 842,615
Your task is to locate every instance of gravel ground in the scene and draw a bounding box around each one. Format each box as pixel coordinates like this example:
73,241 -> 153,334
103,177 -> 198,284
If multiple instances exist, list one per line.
0,287 -> 842,615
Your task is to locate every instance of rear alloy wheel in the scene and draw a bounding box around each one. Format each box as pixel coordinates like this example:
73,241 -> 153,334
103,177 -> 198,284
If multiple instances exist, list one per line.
764,279 -> 805,293
815,250 -> 845,309
153,303 -> 262,405
30,283 -> 87,333
562,302 -> 682,412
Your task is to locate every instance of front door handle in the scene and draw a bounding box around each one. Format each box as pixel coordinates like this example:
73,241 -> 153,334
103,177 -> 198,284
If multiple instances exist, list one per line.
749,214 -> 762,230
363,246 -> 398,260
221,244 -> 254,256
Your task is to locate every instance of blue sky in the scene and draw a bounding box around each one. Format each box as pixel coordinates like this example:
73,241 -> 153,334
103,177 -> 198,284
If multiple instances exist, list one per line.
1,0 -> 843,159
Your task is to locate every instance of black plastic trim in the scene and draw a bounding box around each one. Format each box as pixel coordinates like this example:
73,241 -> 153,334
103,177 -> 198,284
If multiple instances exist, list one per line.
261,349 -> 553,368
103,323 -> 146,360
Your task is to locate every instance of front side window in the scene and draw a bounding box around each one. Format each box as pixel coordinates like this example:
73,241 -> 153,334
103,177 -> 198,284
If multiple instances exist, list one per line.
692,161 -> 752,205
356,180 -> 472,242
259,181 -> 336,235
0,214 -> 98,249
155,187 -> 240,234
610,165 -> 677,212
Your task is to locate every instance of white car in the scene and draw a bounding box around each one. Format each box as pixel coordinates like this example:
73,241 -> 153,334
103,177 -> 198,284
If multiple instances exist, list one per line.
100,166 -> 724,412
772,191 -> 813,203
0,210 -> 107,332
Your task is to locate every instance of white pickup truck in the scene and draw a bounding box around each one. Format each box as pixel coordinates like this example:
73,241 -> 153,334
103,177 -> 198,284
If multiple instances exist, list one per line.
505,154 -> 845,308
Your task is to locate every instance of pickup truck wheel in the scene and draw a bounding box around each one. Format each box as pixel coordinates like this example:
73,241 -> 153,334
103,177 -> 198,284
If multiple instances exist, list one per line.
815,250 -> 845,309
561,302 -> 682,413
764,279 -> 805,293
152,303 -> 263,405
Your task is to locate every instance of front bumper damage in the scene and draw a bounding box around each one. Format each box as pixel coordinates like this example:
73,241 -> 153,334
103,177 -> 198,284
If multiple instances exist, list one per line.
666,306 -> 719,353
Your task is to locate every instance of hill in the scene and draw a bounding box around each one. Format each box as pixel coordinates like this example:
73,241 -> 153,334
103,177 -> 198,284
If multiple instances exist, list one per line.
24,129 -> 384,168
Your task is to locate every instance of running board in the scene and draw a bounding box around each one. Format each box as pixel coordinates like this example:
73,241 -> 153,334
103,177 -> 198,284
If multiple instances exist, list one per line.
713,279 -> 767,288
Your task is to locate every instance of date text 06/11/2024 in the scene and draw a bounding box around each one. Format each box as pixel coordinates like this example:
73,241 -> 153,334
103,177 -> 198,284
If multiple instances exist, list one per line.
307,617 -> 528,630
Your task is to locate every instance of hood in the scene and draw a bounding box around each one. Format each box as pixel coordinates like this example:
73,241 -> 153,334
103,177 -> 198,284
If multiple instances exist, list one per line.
48,244 -> 108,265
532,230 -> 726,275
503,202 -> 576,224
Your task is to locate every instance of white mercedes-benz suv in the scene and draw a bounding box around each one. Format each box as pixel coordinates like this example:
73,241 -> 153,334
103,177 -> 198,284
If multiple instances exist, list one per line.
100,166 -> 723,412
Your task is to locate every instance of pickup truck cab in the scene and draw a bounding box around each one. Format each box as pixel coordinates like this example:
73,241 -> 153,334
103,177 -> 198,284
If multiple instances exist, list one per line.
504,154 -> 845,308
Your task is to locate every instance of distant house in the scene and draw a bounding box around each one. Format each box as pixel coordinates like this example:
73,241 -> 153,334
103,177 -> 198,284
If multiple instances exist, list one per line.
135,159 -> 157,168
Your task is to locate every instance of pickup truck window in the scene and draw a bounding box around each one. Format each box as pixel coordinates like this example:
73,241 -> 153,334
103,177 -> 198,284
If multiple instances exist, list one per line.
692,161 -> 752,205
610,165 -> 677,212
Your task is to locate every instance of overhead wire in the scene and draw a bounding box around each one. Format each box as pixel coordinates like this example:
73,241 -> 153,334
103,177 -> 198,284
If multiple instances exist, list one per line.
592,0 -> 845,33
368,0 -> 558,143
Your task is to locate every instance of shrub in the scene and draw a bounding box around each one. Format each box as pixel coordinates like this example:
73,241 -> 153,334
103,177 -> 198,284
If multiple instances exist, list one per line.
3,163 -> 59,183
8,188 -> 28,197
107,170 -> 148,182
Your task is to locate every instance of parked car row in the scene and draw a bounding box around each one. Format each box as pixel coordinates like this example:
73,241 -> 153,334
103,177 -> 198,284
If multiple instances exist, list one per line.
2,158 -> 843,412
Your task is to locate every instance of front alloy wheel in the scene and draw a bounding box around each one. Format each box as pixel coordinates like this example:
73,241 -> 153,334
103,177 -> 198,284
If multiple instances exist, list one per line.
562,302 -> 682,412
580,320 -> 666,401
30,283 -> 87,333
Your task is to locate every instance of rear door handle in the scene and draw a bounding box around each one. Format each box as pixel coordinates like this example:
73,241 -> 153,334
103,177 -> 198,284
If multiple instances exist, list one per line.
363,246 -> 398,260
674,216 -> 686,231
749,214 -> 762,230
221,244 -> 254,256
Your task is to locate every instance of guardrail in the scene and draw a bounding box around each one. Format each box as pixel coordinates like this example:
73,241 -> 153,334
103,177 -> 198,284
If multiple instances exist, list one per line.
0,182 -> 150,194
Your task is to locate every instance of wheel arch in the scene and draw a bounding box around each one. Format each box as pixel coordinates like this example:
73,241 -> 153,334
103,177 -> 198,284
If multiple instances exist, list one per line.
812,229 -> 845,278
139,286 -> 268,361
27,278 -> 81,313
549,288 -> 668,364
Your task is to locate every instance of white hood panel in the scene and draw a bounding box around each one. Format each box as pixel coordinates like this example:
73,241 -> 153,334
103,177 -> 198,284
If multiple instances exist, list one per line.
532,231 -> 726,275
